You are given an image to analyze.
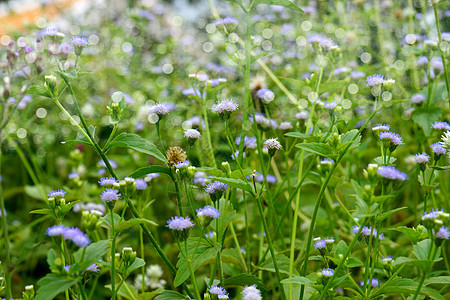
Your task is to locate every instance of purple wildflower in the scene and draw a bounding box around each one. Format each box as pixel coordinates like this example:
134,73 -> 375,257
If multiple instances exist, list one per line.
430,143 -> 446,155
100,188 -> 121,202
166,216 -> 194,231
205,181 -> 228,194
70,36 -> 89,47
235,136 -> 257,149
378,131 -> 404,145
377,166 -> 408,181
196,206 -> 221,219
135,179 -> 148,190
47,189 -> 66,199
414,153 -> 430,164
321,268 -> 334,277
366,74 -> 385,87
431,121 -> 450,131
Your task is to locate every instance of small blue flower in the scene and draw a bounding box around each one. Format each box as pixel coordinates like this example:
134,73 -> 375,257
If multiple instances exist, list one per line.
98,177 -> 118,186
196,206 -> 221,219
377,166 -> 408,181
323,101 -> 337,110
205,181 -> 228,195
208,286 -> 229,299
135,179 -> 148,190
166,216 -> 194,231
70,36 -> 90,47
47,189 -> 66,199
378,131 -> 404,145
431,121 -> 450,131
436,226 -> 449,240
321,268 -> 334,277
100,188 -> 121,202
174,160 -> 190,169
430,143 -> 446,155
414,153 -> 430,164
315,239 -> 327,250
366,74 -> 385,87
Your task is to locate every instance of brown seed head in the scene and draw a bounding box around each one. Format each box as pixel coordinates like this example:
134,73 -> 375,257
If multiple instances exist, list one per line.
166,147 -> 187,166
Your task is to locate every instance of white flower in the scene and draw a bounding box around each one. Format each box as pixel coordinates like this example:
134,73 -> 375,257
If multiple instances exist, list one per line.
263,138 -> 282,150
184,129 -> 201,139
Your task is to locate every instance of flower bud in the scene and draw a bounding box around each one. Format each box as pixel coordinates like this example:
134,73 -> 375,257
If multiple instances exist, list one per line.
44,75 -> 57,96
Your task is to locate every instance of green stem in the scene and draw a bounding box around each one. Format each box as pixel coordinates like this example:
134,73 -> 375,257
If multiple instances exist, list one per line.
301,106 -> 379,299
238,1 -> 252,165
319,222 -> 368,299
180,239 -> 201,300
110,208 -> 116,300
58,77 -> 196,299
155,122 -> 166,154
200,93 -> 216,168
255,193 -> 287,300
0,136 -> 12,299
432,3 -> 450,102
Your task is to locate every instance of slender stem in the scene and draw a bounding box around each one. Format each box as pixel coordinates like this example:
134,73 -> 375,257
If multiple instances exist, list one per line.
319,223 -> 367,299
110,208 -> 116,300
0,135 -> 12,298
255,193 -> 287,300
155,122 -> 166,154
104,124 -> 118,150
238,1 -> 252,165
432,3 -> 450,101
229,223 -> 248,272
200,93 -> 216,168
182,239 -> 201,300
57,75 -> 195,299
301,107 -> 379,299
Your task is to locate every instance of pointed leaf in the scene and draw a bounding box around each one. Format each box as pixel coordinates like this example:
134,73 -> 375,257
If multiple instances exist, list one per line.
104,133 -> 167,163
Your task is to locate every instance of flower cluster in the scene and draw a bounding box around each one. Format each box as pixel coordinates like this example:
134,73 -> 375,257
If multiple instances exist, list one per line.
352,225 -> 384,240
207,285 -> 229,299
47,225 -> 90,247
241,285 -> 262,300
377,166 -> 408,181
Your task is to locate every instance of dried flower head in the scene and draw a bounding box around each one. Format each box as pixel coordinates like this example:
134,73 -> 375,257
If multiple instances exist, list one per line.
166,147 -> 187,166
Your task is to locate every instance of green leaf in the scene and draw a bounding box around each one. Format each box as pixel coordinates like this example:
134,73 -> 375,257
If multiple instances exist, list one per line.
105,282 -> 138,299
100,213 -> 121,230
285,132 -> 321,142
252,0 -> 304,13
211,198 -> 238,241
130,166 -> 173,180
36,274 -> 79,300
224,274 -> 266,295
259,253 -> 297,275
62,125 -> 96,147
390,226 -> 421,244
334,240 -> 348,258
47,249 -> 58,271
412,107 -> 442,137
374,156 -> 397,165
30,208 -> 53,215
104,133 -> 167,163
71,240 -> 109,273
155,290 -> 188,300
296,143 -> 334,157
371,278 -> 445,300
174,237 -> 220,287
126,258 -> 146,276
281,276 -> 313,285
208,177 -> 253,193
117,218 -> 158,232
338,129 -> 361,151
26,85 -> 52,98
425,276 -> 450,285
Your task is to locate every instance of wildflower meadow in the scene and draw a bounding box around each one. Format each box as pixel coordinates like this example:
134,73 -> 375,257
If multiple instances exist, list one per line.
1,0 -> 450,299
